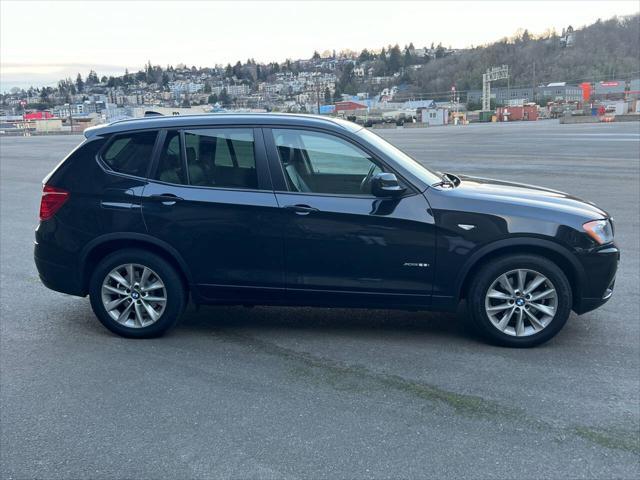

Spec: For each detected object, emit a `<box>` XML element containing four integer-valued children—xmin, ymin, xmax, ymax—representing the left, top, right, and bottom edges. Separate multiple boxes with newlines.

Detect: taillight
<box><xmin>39</xmin><ymin>184</ymin><xmax>69</xmax><ymax>221</ymax></box>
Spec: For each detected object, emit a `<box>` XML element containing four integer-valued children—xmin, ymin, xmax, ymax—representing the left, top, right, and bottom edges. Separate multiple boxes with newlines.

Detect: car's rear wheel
<box><xmin>89</xmin><ymin>249</ymin><xmax>186</xmax><ymax>338</ymax></box>
<box><xmin>468</xmin><ymin>254</ymin><xmax>572</xmax><ymax>347</ymax></box>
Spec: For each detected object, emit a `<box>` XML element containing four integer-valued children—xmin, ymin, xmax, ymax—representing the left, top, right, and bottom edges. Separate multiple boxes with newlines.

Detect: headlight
<box><xmin>583</xmin><ymin>219</ymin><xmax>614</xmax><ymax>245</ymax></box>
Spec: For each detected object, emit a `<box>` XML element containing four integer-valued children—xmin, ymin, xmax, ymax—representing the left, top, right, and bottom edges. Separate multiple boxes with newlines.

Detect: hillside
<box><xmin>401</xmin><ymin>14</ymin><xmax>640</xmax><ymax>98</ymax></box>
<box><xmin>2</xmin><ymin>13</ymin><xmax>638</xmax><ymax>112</ymax></box>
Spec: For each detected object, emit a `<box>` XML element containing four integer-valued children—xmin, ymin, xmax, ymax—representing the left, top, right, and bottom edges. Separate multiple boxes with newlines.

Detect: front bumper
<box><xmin>573</xmin><ymin>244</ymin><xmax>619</xmax><ymax>314</ymax></box>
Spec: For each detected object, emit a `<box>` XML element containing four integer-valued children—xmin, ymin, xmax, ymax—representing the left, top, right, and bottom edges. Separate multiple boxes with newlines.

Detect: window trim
<box><xmin>97</xmin><ymin>128</ymin><xmax>162</xmax><ymax>181</ymax></box>
<box><xmin>263</xmin><ymin>126</ymin><xmax>417</xmax><ymax>199</ymax></box>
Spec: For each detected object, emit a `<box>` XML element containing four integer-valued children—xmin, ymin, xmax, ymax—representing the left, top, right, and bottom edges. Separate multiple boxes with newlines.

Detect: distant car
<box><xmin>35</xmin><ymin>114</ymin><xmax>618</xmax><ymax>347</ymax></box>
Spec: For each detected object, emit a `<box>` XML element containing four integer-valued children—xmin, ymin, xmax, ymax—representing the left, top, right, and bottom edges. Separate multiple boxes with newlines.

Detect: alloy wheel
<box><xmin>101</xmin><ymin>263</ymin><xmax>167</xmax><ymax>328</ymax></box>
<box><xmin>484</xmin><ymin>269</ymin><xmax>558</xmax><ymax>337</ymax></box>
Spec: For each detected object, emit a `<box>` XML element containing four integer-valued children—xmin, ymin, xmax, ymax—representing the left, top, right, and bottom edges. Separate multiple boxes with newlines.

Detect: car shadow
<box><xmin>54</xmin><ymin>290</ymin><xmax>481</xmax><ymax>345</ymax></box>
<box><xmin>174</xmin><ymin>303</ymin><xmax>479</xmax><ymax>343</ymax></box>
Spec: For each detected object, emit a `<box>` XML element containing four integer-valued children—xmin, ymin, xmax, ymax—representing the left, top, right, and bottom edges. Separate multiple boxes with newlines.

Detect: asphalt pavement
<box><xmin>1</xmin><ymin>120</ymin><xmax>639</xmax><ymax>479</ymax></box>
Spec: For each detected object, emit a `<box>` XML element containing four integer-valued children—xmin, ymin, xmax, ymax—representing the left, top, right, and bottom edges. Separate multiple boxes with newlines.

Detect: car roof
<box><xmin>84</xmin><ymin>113</ymin><xmax>362</xmax><ymax>138</ymax></box>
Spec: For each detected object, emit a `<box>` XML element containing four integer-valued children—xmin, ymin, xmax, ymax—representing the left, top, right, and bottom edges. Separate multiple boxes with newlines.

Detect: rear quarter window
<box><xmin>101</xmin><ymin>131</ymin><xmax>157</xmax><ymax>177</ymax></box>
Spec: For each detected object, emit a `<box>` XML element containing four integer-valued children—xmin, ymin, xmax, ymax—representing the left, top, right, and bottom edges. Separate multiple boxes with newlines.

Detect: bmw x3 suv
<box><xmin>34</xmin><ymin>114</ymin><xmax>619</xmax><ymax>347</ymax></box>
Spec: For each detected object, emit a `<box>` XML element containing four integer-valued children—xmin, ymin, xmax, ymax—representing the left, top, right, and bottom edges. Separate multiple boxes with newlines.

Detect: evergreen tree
<box><xmin>219</xmin><ymin>88</ymin><xmax>230</xmax><ymax>106</ymax></box>
<box><xmin>403</xmin><ymin>46</ymin><xmax>412</xmax><ymax>66</ymax></box>
<box><xmin>86</xmin><ymin>70</ymin><xmax>99</xmax><ymax>85</ymax></box>
<box><xmin>75</xmin><ymin>73</ymin><xmax>84</xmax><ymax>93</ymax></box>
<box><xmin>388</xmin><ymin>44</ymin><xmax>402</xmax><ymax>72</ymax></box>
<box><xmin>358</xmin><ymin>48</ymin><xmax>371</xmax><ymax>62</ymax></box>
<box><xmin>333</xmin><ymin>86</ymin><xmax>342</xmax><ymax>102</ymax></box>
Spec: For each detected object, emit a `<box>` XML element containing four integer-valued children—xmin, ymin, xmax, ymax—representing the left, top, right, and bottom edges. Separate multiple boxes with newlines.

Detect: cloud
<box><xmin>0</xmin><ymin>63</ymin><xmax>131</xmax><ymax>91</ymax></box>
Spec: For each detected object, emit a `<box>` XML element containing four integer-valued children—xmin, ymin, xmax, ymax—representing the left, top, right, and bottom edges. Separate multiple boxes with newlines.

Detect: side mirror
<box><xmin>371</xmin><ymin>172</ymin><xmax>406</xmax><ymax>197</ymax></box>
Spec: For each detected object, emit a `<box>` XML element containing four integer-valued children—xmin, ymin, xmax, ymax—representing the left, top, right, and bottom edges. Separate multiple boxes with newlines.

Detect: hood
<box><xmin>450</xmin><ymin>175</ymin><xmax>609</xmax><ymax>220</ymax></box>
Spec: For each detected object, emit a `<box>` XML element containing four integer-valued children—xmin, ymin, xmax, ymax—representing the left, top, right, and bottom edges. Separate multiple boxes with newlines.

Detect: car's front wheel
<box><xmin>89</xmin><ymin>249</ymin><xmax>186</xmax><ymax>338</ymax></box>
<box><xmin>467</xmin><ymin>254</ymin><xmax>572</xmax><ymax>347</ymax></box>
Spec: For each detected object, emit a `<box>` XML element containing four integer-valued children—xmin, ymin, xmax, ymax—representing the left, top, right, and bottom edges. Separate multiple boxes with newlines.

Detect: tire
<box><xmin>89</xmin><ymin>249</ymin><xmax>186</xmax><ymax>338</ymax></box>
<box><xmin>467</xmin><ymin>254</ymin><xmax>572</xmax><ymax>348</ymax></box>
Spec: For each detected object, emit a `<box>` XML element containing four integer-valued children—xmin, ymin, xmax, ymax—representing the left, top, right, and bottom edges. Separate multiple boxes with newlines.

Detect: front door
<box><xmin>141</xmin><ymin>127</ymin><xmax>284</xmax><ymax>302</ymax></box>
<box><xmin>265</xmin><ymin>127</ymin><xmax>436</xmax><ymax>307</ymax></box>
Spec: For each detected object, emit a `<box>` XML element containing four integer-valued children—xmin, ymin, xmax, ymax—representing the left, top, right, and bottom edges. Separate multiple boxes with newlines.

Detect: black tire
<box><xmin>89</xmin><ymin>249</ymin><xmax>186</xmax><ymax>338</ymax></box>
<box><xmin>467</xmin><ymin>254</ymin><xmax>572</xmax><ymax>348</ymax></box>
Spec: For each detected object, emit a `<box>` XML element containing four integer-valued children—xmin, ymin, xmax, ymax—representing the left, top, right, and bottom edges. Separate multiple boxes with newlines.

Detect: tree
<box><xmin>359</xmin><ymin>48</ymin><xmax>372</xmax><ymax>62</ymax></box>
<box><xmin>312</xmin><ymin>50</ymin><xmax>321</xmax><ymax>60</ymax></box>
<box><xmin>203</xmin><ymin>83</ymin><xmax>212</xmax><ymax>93</ymax></box>
<box><xmin>388</xmin><ymin>44</ymin><xmax>402</xmax><ymax>72</ymax></box>
<box><xmin>333</xmin><ymin>85</ymin><xmax>342</xmax><ymax>102</ymax></box>
<box><xmin>145</xmin><ymin>60</ymin><xmax>154</xmax><ymax>83</ymax></box>
<box><xmin>219</xmin><ymin>88</ymin><xmax>230</xmax><ymax>106</ymax></box>
<box><xmin>338</xmin><ymin>62</ymin><xmax>356</xmax><ymax>94</ymax></box>
<box><xmin>403</xmin><ymin>46</ymin><xmax>412</xmax><ymax>67</ymax></box>
<box><xmin>86</xmin><ymin>70</ymin><xmax>99</xmax><ymax>86</ymax></box>
<box><xmin>75</xmin><ymin>73</ymin><xmax>84</xmax><ymax>93</ymax></box>
<box><xmin>324</xmin><ymin>86</ymin><xmax>331</xmax><ymax>103</ymax></box>
<box><xmin>207</xmin><ymin>93</ymin><xmax>218</xmax><ymax>104</ymax></box>
<box><xmin>232</xmin><ymin>61</ymin><xmax>242</xmax><ymax>78</ymax></box>
<box><xmin>40</xmin><ymin>87</ymin><xmax>50</xmax><ymax>103</ymax></box>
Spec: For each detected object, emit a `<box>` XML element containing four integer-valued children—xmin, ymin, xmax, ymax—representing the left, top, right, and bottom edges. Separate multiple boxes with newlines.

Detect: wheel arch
<box><xmin>456</xmin><ymin>238</ymin><xmax>586</xmax><ymax>310</ymax></box>
<box><xmin>80</xmin><ymin>233</ymin><xmax>192</xmax><ymax>295</ymax></box>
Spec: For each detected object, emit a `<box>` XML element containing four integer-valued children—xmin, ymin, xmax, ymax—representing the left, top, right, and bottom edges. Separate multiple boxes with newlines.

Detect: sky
<box><xmin>1</xmin><ymin>0</ymin><xmax>638</xmax><ymax>91</ymax></box>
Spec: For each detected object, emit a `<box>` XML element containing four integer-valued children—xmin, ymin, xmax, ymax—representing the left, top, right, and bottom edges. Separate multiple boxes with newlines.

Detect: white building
<box><xmin>419</xmin><ymin>107</ymin><xmax>449</xmax><ymax>127</ymax></box>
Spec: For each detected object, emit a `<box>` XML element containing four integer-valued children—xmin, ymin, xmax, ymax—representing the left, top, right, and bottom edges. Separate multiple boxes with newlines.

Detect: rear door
<box><xmin>264</xmin><ymin>127</ymin><xmax>436</xmax><ymax>307</ymax></box>
<box><xmin>141</xmin><ymin>127</ymin><xmax>284</xmax><ymax>302</ymax></box>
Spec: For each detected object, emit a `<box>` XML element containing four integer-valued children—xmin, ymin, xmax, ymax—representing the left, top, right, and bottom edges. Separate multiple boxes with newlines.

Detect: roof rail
<box><xmin>144</xmin><ymin>111</ymin><xmax>164</xmax><ymax>117</ymax></box>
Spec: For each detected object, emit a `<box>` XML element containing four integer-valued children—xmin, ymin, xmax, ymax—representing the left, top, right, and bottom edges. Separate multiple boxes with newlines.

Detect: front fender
<box><xmin>452</xmin><ymin>236</ymin><xmax>586</xmax><ymax>301</ymax></box>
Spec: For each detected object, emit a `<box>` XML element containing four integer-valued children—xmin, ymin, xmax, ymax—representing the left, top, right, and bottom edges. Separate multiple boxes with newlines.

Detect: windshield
<box><xmin>355</xmin><ymin>128</ymin><xmax>442</xmax><ymax>185</ymax></box>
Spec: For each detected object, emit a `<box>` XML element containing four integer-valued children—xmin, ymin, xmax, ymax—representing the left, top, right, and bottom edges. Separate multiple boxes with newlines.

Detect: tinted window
<box><xmin>355</xmin><ymin>128</ymin><xmax>442</xmax><ymax>186</ymax></box>
<box><xmin>155</xmin><ymin>130</ymin><xmax>186</xmax><ymax>184</ymax></box>
<box><xmin>183</xmin><ymin>129</ymin><xmax>257</xmax><ymax>189</ymax></box>
<box><xmin>102</xmin><ymin>131</ymin><xmax>157</xmax><ymax>177</ymax></box>
<box><xmin>272</xmin><ymin>129</ymin><xmax>383</xmax><ymax>195</ymax></box>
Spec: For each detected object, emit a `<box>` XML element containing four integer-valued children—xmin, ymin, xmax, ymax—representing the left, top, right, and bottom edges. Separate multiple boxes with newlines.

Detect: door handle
<box><xmin>283</xmin><ymin>204</ymin><xmax>319</xmax><ymax>215</ymax></box>
<box><xmin>150</xmin><ymin>193</ymin><xmax>183</xmax><ymax>206</ymax></box>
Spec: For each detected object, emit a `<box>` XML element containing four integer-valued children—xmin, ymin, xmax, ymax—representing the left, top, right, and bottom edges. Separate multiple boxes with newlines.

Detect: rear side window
<box><xmin>102</xmin><ymin>131</ymin><xmax>157</xmax><ymax>177</ymax></box>
<box><xmin>183</xmin><ymin>128</ymin><xmax>258</xmax><ymax>189</ymax></box>
<box><xmin>155</xmin><ymin>130</ymin><xmax>186</xmax><ymax>185</ymax></box>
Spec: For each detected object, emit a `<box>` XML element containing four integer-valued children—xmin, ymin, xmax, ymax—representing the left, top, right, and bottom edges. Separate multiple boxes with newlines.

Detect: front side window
<box><xmin>102</xmin><ymin>130</ymin><xmax>157</xmax><ymax>177</ymax></box>
<box><xmin>272</xmin><ymin>129</ymin><xmax>383</xmax><ymax>195</ymax></box>
<box><xmin>184</xmin><ymin>129</ymin><xmax>258</xmax><ymax>189</ymax></box>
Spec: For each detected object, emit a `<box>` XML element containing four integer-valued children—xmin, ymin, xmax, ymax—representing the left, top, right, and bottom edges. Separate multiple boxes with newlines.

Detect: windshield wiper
<box><xmin>432</xmin><ymin>172</ymin><xmax>460</xmax><ymax>188</ymax></box>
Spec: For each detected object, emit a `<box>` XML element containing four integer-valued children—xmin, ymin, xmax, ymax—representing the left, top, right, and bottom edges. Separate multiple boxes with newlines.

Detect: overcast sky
<box><xmin>1</xmin><ymin>0</ymin><xmax>638</xmax><ymax>90</ymax></box>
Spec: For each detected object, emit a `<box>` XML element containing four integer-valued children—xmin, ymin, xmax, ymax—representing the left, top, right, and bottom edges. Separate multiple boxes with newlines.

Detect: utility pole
<box><xmin>315</xmin><ymin>79</ymin><xmax>321</xmax><ymax>114</ymax></box>
<box><xmin>532</xmin><ymin>61</ymin><xmax>536</xmax><ymax>103</ymax></box>
<box><xmin>68</xmin><ymin>104</ymin><xmax>73</xmax><ymax>132</ymax></box>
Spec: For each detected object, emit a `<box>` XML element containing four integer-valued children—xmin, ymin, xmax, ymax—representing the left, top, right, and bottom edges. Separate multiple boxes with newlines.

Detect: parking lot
<box><xmin>1</xmin><ymin>120</ymin><xmax>639</xmax><ymax>478</ymax></box>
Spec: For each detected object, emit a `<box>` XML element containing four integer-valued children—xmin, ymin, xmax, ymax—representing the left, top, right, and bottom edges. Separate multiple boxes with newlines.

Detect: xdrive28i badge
<box><xmin>403</xmin><ymin>262</ymin><xmax>430</xmax><ymax>268</ymax></box>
